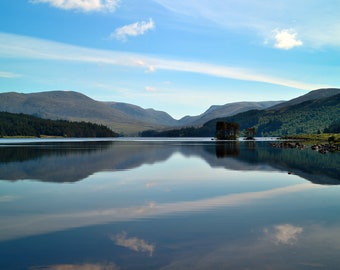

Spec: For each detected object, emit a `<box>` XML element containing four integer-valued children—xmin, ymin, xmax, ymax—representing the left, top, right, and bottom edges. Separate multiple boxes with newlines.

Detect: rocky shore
<box><xmin>270</xmin><ymin>141</ymin><xmax>340</xmax><ymax>154</ymax></box>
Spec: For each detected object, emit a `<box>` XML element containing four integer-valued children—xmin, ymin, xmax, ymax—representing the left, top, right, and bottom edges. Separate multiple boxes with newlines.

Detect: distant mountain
<box><xmin>0</xmin><ymin>91</ymin><xmax>174</xmax><ymax>135</ymax></box>
<box><xmin>0</xmin><ymin>90</ymin><xmax>284</xmax><ymax>135</ymax></box>
<box><xmin>140</xmin><ymin>88</ymin><xmax>340</xmax><ymax>137</ymax></box>
<box><xmin>1</xmin><ymin>88</ymin><xmax>338</xmax><ymax>136</ymax></box>
<box><xmin>269</xmin><ymin>88</ymin><xmax>340</xmax><ymax>110</ymax></box>
<box><xmin>203</xmin><ymin>90</ymin><xmax>340</xmax><ymax>136</ymax></box>
<box><xmin>177</xmin><ymin>101</ymin><xmax>283</xmax><ymax>126</ymax></box>
<box><xmin>105</xmin><ymin>102</ymin><xmax>178</xmax><ymax>126</ymax></box>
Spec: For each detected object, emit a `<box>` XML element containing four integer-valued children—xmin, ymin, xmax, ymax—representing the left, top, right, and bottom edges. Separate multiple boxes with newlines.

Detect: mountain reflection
<box><xmin>0</xmin><ymin>140</ymin><xmax>339</xmax><ymax>184</ymax></box>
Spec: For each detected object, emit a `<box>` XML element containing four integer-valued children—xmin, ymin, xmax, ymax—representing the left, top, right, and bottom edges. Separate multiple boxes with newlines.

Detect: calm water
<box><xmin>0</xmin><ymin>138</ymin><xmax>339</xmax><ymax>270</ymax></box>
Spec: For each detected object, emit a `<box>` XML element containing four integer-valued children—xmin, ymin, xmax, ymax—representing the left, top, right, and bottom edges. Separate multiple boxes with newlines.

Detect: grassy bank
<box><xmin>282</xmin><ymin>133</ymin><xmax>340</xmax><ymax>144</ymax></box>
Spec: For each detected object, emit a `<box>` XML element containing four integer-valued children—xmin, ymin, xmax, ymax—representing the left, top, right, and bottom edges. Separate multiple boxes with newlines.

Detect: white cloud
<box><xmin>112</xmin><ymin>18</ymin><xmax>155</xmax><ymax>41</ymax></box>
<box><xmin>0</xmin><ymin>71</ymin><xmax>21</xmax><ymax>79</ymax></box>
<box><xmin>272</xmin><ymin>29</ymin><xmax>303</xmax><ymax>50</ymax></box>
<box><xmin>29</xmin><ymin>0</ymin><xmax>120</xmax><ymax>12</ymax></box>
<box><xmin>0</xmin><ymin>33</ymin><xmax>331</xmax><ymax>90</ymax></box>
<box><xmin>110</xmin><ymin>231</ymin><xmax>155</xmax><ymax>257</ymax></box>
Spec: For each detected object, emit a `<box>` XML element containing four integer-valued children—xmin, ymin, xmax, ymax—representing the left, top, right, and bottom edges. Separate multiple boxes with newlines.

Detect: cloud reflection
<box><xmin>31</xmin><ymin>263</ymin><xmax>120</xmax><ymax>270</ymax></box>
<box><xmin>0</xmin><ymin>184</ymin><xmax>317</xmax><ymax>241</ymax></box>
<box><xmin>0</xmin><ymin>195</ymin><xmax>17</xmax><ymax>202</ymax></box>
<box><xmin>264</xmin><ymin>224</ymin><xmax>303</xmax><ymax>245</ymax></box>
<box><xmin>109</xmin><ymin>231</ymin><xmax>155</xmax><ymax>257</ymax></box>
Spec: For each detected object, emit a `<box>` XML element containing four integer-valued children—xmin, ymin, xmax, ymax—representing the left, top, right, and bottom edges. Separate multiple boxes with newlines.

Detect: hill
<box><xmin>1</xmin><ymin>88</ymin><xmax>338</xmax><ymax>136</ymax></box>
<box><xmin>0</xmin><ymin>90</ymin><xmax>283</xmax><ymax>135</ymax></box>
<box><xmin>0</xmin><ymin>111</ymin><xmax>118</xmax><ymax>137</ymax></box>
<box><xmin>140</xmin><ymin>88</ymin><xmax>340</xmax><ymax>137</ymax></box>
<box><xmin>0</xmin><ymin>91</ymin><xmax>173</xmax><ymax>135</ymax></box>
<box><xmin>207</xmin><ymin>93</ymin><xmax>340</xmax><ymax>136</ymax></box>
<box><xmin>105</xmin><ymin>101</ymin><xmax>178</xmax><ymax>126</ymax></box>
<box><xmin>177</xmin><ymin>101</ymin><xmax>282</xmax><ymax>126</ymax></box>
<box><xmin>269</xmin><ymin>88</ymin><xmax>340</xmax><ymax>110</ymax></box>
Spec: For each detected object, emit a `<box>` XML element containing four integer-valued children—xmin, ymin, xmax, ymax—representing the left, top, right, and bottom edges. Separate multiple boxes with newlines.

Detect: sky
<box><xmin>0</xmin><ymin>0</ymin><xmax>339</xmax><ymax>119</ymax></box>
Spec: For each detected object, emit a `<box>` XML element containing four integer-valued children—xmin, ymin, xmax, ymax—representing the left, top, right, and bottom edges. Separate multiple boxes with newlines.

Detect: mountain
<box><xmin>1</xmin><ymin>88</ymin><xmax>338</xmax><ymax>136</ymax></box>
<box><xmin>203</xmin><ymin>90</ymin><xmax>340</xmax><ymax>136</ymax></box>
<box><xmin>177</xmin><ymin>101</ymin><xmax>283</xmax><ymax>126</ymax></box>
<box><xmin>105</xmin><ymin>102</ymin><xmax>178</xmax><ymax>126</ymax></box>
<box><xmin>140</xmin><ymin>88</ymin><xmax>340</xmax><ymax>137</ymax></box>
<box><xmin>0</xmin><ymin>90</ymin><xmax>284</xmax><ymax>135</ymax></box>
<box><xmin>269</xmin><ymin>88</ymin><xmax>340</xmax><ymax>110</ymax></box>
<box><xmin>0</xmin><ymin>91</ymin><xmax>174</xmax><ymax>135</ymax></box>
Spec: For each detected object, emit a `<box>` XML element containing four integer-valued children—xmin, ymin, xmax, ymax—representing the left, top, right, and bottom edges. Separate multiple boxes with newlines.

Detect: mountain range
<box><xmin>0</xmin><ymin>88</ymin><xmax>339</xmax><ymax>136</ymax></box>
<box><xmin>0</xmin><ymin>90</ymin><xmax>281</xmax><ymax>135</ymax></box>
<box><xmin>144</xmin><ymin>88</ymin><xmax>339</xmax><ymax>137</ymax></box>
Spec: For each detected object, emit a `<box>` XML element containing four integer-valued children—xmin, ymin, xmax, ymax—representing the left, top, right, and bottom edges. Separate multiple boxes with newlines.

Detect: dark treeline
<box><xmin>0</xmin><ymin>111</ymin><xmax>118</xmax><ymax>137</ymax></box>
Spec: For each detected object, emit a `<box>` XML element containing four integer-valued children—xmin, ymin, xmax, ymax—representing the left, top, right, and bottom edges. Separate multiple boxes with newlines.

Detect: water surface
<box><xmin>0</xmin><ymin>138</ymin><xmax>339</xmax><ymax>269</ymax></box>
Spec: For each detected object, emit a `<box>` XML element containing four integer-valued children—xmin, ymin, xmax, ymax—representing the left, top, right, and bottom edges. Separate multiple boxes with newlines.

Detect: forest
<box><xmin>0</xmin><ymin>112</ymin><xmax>118</xmax><ymax>137</ymax></box>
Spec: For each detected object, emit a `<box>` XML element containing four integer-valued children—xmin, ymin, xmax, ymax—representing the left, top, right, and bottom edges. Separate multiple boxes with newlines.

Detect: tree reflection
<box><xmin>215</xmin><ymin>142</ymin><xmax>240</xmax><ymax>158</ymax></box>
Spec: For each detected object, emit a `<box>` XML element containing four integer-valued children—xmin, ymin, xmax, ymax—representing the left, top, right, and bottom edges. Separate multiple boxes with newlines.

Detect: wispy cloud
<box><xmin>29</xmin><ymin>0</ymin><xmax>120</xmax><ymax>12</ymax></box>
<box><xmin>111</xmin><ymin>18</ymin><xmax>155</xmax><ymax>41</ymax></box>
<box><xmin>154</xmin><ymin>0</ymin><xmax>340</xmax><ymax>49</ymax></box>
<box><xmin>0</xmin><ymin>71</ymin><xmax>21</xmax><ymax>78</ymax></box>
<box><xmin>271</xmin><ymin>29</ymin><xmax>303</xmax><ymax>50</ymax></box>
<box><xmin>0</xmin><ymin>33</ymin><xmax>329</xmax><ymax>90</ymax></box>
<box><xmin>110</xmin><ymin>231</ymin><xmax>155</xmax><ymax>257</ymax></box>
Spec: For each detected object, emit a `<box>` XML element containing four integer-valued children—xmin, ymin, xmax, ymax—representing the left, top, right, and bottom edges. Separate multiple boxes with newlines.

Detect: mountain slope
<box><xmin>140</xmin><ymin>88</ymin><xmax>340</xmax><ymax>137</ymax></box>
<box><xmin>203</xmin><ymin>92</ymin><xmax>340</xmax><ymax>136</ymax></box>
<box><xmin>178</xmin><ymin>101</ymin><xmax>283</xmax><ymax>126</ymax></box>
<box><xmin>0</xmin><ymin>90</ymin><xmax>284</xmax><ymax>134</ymax></box>
<box><xmin>105</xmin><ymin>102</ymin><xmax>178</xmax><ymax>126</ymax></box>
<box><xmin>269</xmin><ymin>88</ymin><xmax>340</xmax><ymax>110</ymax></box>
<box><xmin>1</xmin><ymin>88</ymin><xmax>338</xmax><ymax>137</ymax></box>
<box><xmin>0</xmin><ymin>91</ymin><xmax>170</xmax><ymax>135</ymax></box>
<box><xmin>0</xmin><ymin>111</ymin><xmax>118</xmax><ymax>137</ymax></box>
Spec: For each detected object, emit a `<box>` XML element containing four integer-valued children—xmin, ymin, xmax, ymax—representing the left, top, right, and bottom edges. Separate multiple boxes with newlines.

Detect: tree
<box><xmin>245</xmin><ymin>127</ymin><xmax>256</xmax><ymax>140</ymax></box>
<box><xmin>215</xmin><ymin>121</ymin><xmax>240</xmax><ymax>140</ymax></box>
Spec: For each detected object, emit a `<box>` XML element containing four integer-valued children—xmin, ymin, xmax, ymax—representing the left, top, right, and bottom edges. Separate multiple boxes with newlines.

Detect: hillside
<box><xmin>0</xmin><ymin>111</ymin><xmax>118</xmax><ymax>137</ymax></box>
<box><xmin>0</xmin><ymin>90</ymin><xmax>283</xmax><ymax>135</ymax></box>
<box><xmin>105</xmin><ymin>102</ymin><xmax>178</xmax><ymax>126</ymax></box>
<box><xmin>0</xmin><ymin>91</ymin><xmax>172</xmax><ymax>135</ymax></box>
<box><xmin>209</xmin><ymin>93</ymin><xmax>340</xmax><ymax>136</ymax></box>
<box><xmin>177</xmin><ymin>101</ymin><xmax>282</xmax><ymax>126</ymax></box>
<box><xmin>1</xmin><ymin>88</ymin><xmax>338</xmax><ymax>136</ymax></box>
<box><xmin>141</xmin><ymin>88</ymin><xmax>340</xmax><ymax>137</ymax></box>
<box><xmin>269</xmin><ymin>88</ymin><xmax>340</xmax><ymax>110</ymax></box>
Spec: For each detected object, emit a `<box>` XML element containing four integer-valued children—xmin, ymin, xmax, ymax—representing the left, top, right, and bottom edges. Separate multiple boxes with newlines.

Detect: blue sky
<box><xmin>0</xmin><ymin>0</ymin><xmax>339</xmax><ymax>119</ymax></box>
